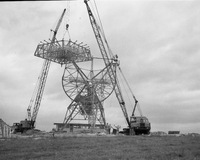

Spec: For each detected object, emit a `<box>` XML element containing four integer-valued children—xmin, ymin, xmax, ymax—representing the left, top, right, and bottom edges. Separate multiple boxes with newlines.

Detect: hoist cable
<box><xmin>118</xmin><ymin>66</ymin><xmax>143</xmax><ymax>116</ymax></box>
<box><xmin>62</xmin><ymin>1</ymin><xmax>71</xmax><ymax>40</ymax></box>
<box><xmin>93</xmin><ymin>0</ymin><xmax>114</xmax><ymax>58</ymax></box>
<box><xmin>89</xmin><ymin>0</ymin><xmax>98</xmax><ymax>22</ymax></box>
<box><xmin>118</xmin><ymin>67</ymin><xmax>137</xmax><ymax>100</ymax></box>
<box><xmin>93</xmin><ymin>0</ymin><xmax>105</xmax><ymax>40</ymax></box>
<box><xmin>137</xmin><ymin>102</ymin><xmax>143</xmax><ymax>117</ymax></box>
<box><xmin>117</xmin><ymin>69</ymin><xmax>135</xmax><ymax>110</ymax></box>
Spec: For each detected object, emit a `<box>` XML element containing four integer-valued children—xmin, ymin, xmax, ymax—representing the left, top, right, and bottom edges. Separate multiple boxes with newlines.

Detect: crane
<box><xmin>84</xmin><ymin>0</ymin><xmax>151</xmax><ymax>135</ymax></box>
<box><xmin>84</xmin><ymin>0</ymin><xmax>130</xmax><ymax>127</ymax></box>
<box><xmin>12</xmin><ymin>9</ymin><xmax>66</xmax><ymax>133</ymax></box>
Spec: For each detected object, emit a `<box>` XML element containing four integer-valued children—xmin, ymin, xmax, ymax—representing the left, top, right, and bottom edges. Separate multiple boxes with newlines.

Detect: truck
<box><xmin>12</xmin><ymin>119</ymin><xmax>33</xmax><ymax>133</ymax></box>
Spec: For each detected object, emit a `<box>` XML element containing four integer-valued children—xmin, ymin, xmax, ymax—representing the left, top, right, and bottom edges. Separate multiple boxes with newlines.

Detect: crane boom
<box><xmin>28</xmin><ymin>9</ymin><xmax>66</xmax><ymax>128</ymax></box>
<box><xmin>84</xmin><ymin>0</ymin><xmax>130</xmax><ymax>127</ymax></box>
<box><xmin>12</xmin><ymin>9</ymin><xmax>67</xmax><ymax>133</ymax></box>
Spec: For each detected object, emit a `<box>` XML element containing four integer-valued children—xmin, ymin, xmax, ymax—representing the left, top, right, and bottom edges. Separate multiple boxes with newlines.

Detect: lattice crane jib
<box><xmin>84</xmin><ymin>0</ymin><xmax>131</xmax><ymax>127</ymax></box>
<box><xmin>31</xmin><ymin>14</ymin><xmax>94</xmax><ymax>129</ymax></box>
<box><xmin>26</xmin><ymin>9</ymin><xmax>66</xmax><ymax>128</ymax></box>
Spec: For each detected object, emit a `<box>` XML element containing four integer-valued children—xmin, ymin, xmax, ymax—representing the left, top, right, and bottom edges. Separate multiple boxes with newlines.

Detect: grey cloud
<box><xmin>1</xmin><ymin>1</ymin><xmax>200</xmax><ymax>132</ymax></box>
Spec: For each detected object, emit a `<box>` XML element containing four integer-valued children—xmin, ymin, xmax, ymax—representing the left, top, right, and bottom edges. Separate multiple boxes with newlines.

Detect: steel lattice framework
<box><xmin>34</xmin><ymin>37</ymin><xmax>116</xmax><ymax>128</ymax></box>
<box><xmin>84</xmin><ymin>0</ymin><xmax>131</xmax><ymax>127</ymax></box>
<box><xmin>26</xmin><ymin>9</ymin><xmax>66</xmax><ymax>129</ymax></box>
<box><xmin>62</xmin><ymin>59</ymin><xmax>117</xmax><ymax>127</ymax></box>
<box><xmin>34</xmin><ymin>40</ymin><xmax>92</xmax><ymax>65</ymax></box>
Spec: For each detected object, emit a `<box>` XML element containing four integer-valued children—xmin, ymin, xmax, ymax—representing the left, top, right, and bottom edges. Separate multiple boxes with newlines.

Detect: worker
<box><xmin>106</xmin><ymin>123</ymin><xmax>111</xmax><ymax>134</ymax></box>
<box><xmin>114</xmin><ymin>125</ymin><xmax>121</xmax><ymax>135</ymax></box>
<box><xmin>52</xmin><ymin>132</ymin><xmax>55</xmax><ymax>138</ymax></box>
<box><xmin>66</xmin><ymin>24</ymin><xmax>69</xmax><ymax>30</ymax></box>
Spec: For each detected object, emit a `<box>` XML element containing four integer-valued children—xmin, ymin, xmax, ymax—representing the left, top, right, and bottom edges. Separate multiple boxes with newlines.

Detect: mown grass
<box><xmin>0</xmin><ymin>135</ymin><xmax>200</xmax><ymax>160</ymax></box>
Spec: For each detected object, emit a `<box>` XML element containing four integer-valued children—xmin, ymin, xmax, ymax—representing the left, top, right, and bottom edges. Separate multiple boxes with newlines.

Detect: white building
<box><xmin>0</xmin><ymin>119</ymin><xmax>11</xmax><ymax>138</ymax></box>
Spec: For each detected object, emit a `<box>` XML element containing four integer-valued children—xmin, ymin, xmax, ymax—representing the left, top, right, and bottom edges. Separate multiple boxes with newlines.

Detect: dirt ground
<box><xmin>0</xmin><ymin>133</ymin><xmax>200</xmax><ymax>160</ymax></box>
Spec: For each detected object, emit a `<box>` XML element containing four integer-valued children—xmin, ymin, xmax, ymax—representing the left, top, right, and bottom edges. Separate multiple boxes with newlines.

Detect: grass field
<box><xmin>0</xmin><ymin>134</ymin><xmax>200</xmax><ymax>160</ymax></box>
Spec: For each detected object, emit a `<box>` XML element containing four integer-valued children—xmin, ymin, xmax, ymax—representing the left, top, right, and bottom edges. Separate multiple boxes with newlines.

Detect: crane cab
<box><xmin>12</xmin><ymin>119</ymin><xmax>34</xmax><ymax>133</ymax></box>
<box><xmin>130</xmin><ymin>116</ymin><xmax>151</xmax><ymax>135</ymax></box>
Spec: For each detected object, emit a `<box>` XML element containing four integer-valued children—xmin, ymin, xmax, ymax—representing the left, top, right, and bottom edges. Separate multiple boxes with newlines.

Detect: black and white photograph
<box><xmin>0</xmin><ymin>0</ymin><xmax>200</xmax><ymax>159</ymax></box>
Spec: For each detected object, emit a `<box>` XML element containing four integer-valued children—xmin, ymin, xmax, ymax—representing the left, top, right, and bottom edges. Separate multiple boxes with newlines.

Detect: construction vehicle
<box><xmin>129</xmin><ymin>90</ymin><xmax>151</xmax><ymax>135</ymax></box>
<box><xmin>13</xmin><ymin>1</ymin><xmax>150</xmax><ymax>134</ymax></box>
<box><xmin>12</xmin><ymin>119</ymin><xmax>33</xmax><ymax>133</ymax></box>
<box><xmin>12</xmin><ymin>9</ymin><xmax>66</xmax><ymax>133</ymax></box>
<box><xmin>84</xmin><ymin>0</ymin><xmax>151</xmax><ymax>135</ymax></box>
<box><xmin>129</xmin><ymin>116</ymin><xmax>151</xmax><ymax>135</ymax></box>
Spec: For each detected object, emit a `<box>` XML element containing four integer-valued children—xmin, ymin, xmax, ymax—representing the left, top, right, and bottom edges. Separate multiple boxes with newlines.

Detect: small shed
<box><xmin>54</xmin><ymin>123</ymin><xmax>105</xmax><ymax>132</ymax></box>
<box><xmin>0</xmin><ymin>119</ymin><xmax>11</xmax><ymax>138</ymax></box>
<box><xmin>168</xmin><ymin>131</ymin><xmax>180</xmax><ymax>135</ymax></box>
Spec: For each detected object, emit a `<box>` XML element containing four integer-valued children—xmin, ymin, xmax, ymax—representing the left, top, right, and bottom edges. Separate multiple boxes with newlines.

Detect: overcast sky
<box><xmin>1</xmin><ymin>0</ymin><xmax>200</xmax><ymax>134</ymax></box>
